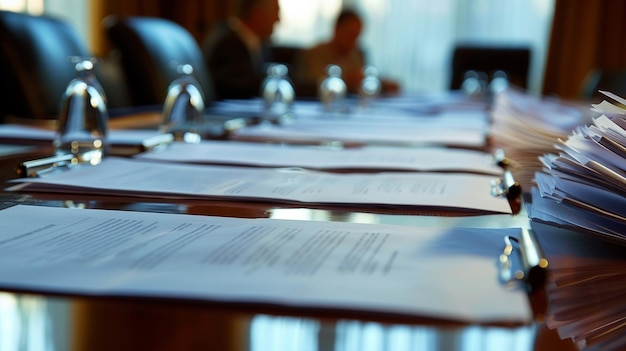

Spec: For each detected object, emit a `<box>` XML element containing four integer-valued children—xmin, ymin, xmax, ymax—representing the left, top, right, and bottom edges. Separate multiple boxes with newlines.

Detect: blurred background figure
<box><xmin>202</xmin><ymin>0</ymin><xmax>280</xmax><ymax>100</ymax></box>
<box><xmin>294</xmin><ymin>8</ymin><xmax>400</xmax><ymax>96</ymax></box>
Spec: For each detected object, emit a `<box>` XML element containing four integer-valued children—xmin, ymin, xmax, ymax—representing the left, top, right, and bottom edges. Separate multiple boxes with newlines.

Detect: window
<box><xmin>0</xmin><ymin>0</ymin><xmax>88</xmax><ymax>43</ymax></box>
<box><xmin>272</xmin><ymin>0</ymin><xmax>555</xmax><ymax>94</ymax></box>
<box><xmin>0</xmin><ymin>0</ymin><xmax>42</xmax><ymax>13</ymax></box>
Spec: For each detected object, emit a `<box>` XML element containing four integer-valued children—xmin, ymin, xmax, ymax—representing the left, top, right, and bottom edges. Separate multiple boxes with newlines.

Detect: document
<box><xmin>0</xmin><ymin>205</ymin><xmax>530</xmax><ymax>323</ymax></box>
<box><xmin>9</xmin><ymin>157</ymin><xmax>512</xmax><ymax>214</ymax></box>
<box><xmin>213</xmin><ymin>94</ymin><xmax>487</xmax><ymax>118</ymax></box>
<box><xmin>0</xmin><ymin>124</ymin><xmax>55</xmax><ymax>144</ymax></box>
<box><xmin>287</xmin><ymin>100</ymin><xmax>490</xmax><ymax>123</ymax></box>
<box><xmin>135</xmin><ymin>141</ymin><xmax>503</xmax><ymax>175</ymax></box>
<box><xmin>231</xmin><ymin>112</ymin><xmax>489</xmax><ymax>148</ymax></box>
<box><xmin>0</xmin><ymin>124</ymin><xmax>172</xmax><ymax>155</ymax></box>
<box><xmin>0</xmin><ymin>124</ymin><xmax>159</xmax><ymax>143</ymax></box>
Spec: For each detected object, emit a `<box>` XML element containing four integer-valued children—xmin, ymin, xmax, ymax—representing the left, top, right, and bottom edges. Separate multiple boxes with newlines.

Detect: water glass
<box><xmin>319</xmin><ymin>65</ymin><xmax>347</xmax><ymax>114</ymax></box>
<box><xmin>54</xmin><ymin>57</ymin><xmax>108</xmax><ymax>165</ymax></box>
<box><xmin>161</xmin><ymin>64</ymin><xmax>206</xmax><ymax>143</ymax></box>
<box><xmin>358</xmin><ymin>65</ymin><xmax>382</xmax><ymax>108</ymax></box>
<box><xmin>261</xmin><ymin>63</ymin><xmax>295</xmax><ymax>124</ymax></box>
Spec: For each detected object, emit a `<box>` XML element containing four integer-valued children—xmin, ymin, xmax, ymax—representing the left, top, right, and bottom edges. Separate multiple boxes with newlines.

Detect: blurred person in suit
<box><xmin>295</xmin><ymin>9</ymin><xmax>400</xmax><ymax>95</ymax></box>
<box><xmin>202</xmin><ymin>0</ymin><xmax>280</xmax><ymax>99</ymax></box>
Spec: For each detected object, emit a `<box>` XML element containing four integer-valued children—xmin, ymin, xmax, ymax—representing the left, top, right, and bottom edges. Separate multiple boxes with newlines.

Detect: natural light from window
<box><xmin>0</xmin><ymin>0</ymin><xmax>42</xmax><ymax>13</ymax></box>
<box><xmin>273</xmin><ymin>0</ymin><xmax>555</xmax><ymax>94</ymax></box>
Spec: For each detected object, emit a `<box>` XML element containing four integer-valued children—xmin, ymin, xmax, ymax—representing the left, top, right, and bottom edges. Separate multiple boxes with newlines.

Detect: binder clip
<box><xmin>491</xmin><ymin>170</ymin><xmax>522</xmax><ymax>214</ymax></box>
<box><xmin>499</xmin><ymin>228</ymin><xmax>549</xmax><ymax>292</ymax></box>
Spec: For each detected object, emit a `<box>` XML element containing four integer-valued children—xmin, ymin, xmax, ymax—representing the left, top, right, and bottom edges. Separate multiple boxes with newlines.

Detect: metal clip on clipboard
<box><xmin>16</xmin><ymin>132</ymin><xmax>175</xmax><ymax>177</ymax></box>
<box><xmin>499</xmin><ymin>228</ymin><xmax>549</xmax><ymax>292</ymax></box>
<box><xmin>490</xmin><ymin>149</ymin><xmax>523</xmax><ymax>213</ymax></box>
<box><xmin>16</xmin><ymin>153</ymin><xmax>78</xmax><ymax>178</ymax></box>
<box><xmin>491</xmin><ymin>169</ymin><xmax>522</xmax><ymax>214</ymax></box>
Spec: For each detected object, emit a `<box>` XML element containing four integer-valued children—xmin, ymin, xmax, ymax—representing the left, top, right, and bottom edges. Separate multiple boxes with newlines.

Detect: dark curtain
<box><xmin>542</xmin><ymin>0</ymin><xmax>626</xmax><ymax>99</ymax></box>
<box><xmin>90</xmin><ymin>0</ymin><xmax>234</xmax><ymax>56</ymax></box>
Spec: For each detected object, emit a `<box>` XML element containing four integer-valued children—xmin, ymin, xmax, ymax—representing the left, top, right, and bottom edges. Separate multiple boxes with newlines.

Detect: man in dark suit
<box><xmin>203</xmin><ymin>0</ymin><xmax>280</xmax><ymax>100</ymax></box>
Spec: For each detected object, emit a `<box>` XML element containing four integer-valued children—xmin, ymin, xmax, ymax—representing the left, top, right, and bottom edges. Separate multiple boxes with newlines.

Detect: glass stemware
<box><xmin>261</xmin><ymin>63</ymin><xmax>295</xmax><ymax>124</ymax></box>
<box><xmin>161</xmin><ymin>64</ymin><xmax>206</xmax><ymax>143</ymax></box>
<box><xmin>54</xmin><ymin>56</ymin><xmax>108</xmax><ymax>166</ymax></box>
<box><xmin>319</xmin><ymin>65</ymin><xmax>347</xmax><ymax>114</ymax></box>
<box><xmin>358</xmin><ymin>65</ymin><xmax>382</xmax><ymax>108</ymax></box>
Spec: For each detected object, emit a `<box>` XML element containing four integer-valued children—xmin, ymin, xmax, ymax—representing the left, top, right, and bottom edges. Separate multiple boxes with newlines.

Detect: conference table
<box><xmin>0</xmin><ymin>95</ymin><xmax>578</xmax><ymax>351</ymax></box>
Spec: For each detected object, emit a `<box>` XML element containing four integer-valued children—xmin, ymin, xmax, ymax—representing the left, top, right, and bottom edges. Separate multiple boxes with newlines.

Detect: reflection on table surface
<box><xmin>0</xmin><ymin>292</ymin><xmax>537</xmax><ymax>351</ymax></box>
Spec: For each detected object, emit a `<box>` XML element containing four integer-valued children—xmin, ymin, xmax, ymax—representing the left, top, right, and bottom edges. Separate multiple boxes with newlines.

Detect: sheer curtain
<box><xmin>272</xmin><ymin>0</ymin><xmax>555</xmax><ymax>94</ymax></box>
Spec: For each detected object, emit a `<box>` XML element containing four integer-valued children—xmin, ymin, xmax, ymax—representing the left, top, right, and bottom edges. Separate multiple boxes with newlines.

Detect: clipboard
<box><xmin>17</xmin><ymin>146</ymin><xmax>522</xmax><ymax>214</ymax></box>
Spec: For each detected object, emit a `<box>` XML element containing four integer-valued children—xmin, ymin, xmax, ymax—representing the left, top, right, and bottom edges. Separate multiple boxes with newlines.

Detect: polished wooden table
<box><xmin>0</xmin><ymin>144</ymin><xmax>578</xmax><ymax>351</ymax></box>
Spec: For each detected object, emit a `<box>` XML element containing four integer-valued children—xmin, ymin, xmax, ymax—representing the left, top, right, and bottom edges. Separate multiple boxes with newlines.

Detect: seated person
<box><xmin>294</xmin><ymin>9</ymin><xmax>400</xmax><ymax>95</ymax></box>
<box><xmin>202</xmin><ymin>0</ymin><xmax>279</xmax><ymax>100</ymax></box>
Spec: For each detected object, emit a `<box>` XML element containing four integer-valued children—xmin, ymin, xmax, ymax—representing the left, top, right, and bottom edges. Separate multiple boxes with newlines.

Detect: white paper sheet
<box><xmin>0</xmin><ymin>124</ymin><xmax>168</xmax><ymax>147</ymax></box>
<box><xmin>288</xmin><ymin>100</ymin><xmax>489</xmax><ymax>122</ymax></box>
<box><xmin>9</xmin><ymin>157</ymin><xmax>512</xmax><ymax>214</ymax></box>
<box><xmin>135</xmin><ymin>141</ymin><xmax>503</xmax><ymax>175</ymax></box>
<box><xmin>0</xmin><ymin>205</ymin><xmax>530</xmax><ymax>323</ymax></box>
<box><xmin>212</xmin><ymin>94</ymin><xmax>487</xmax><ymax>118</ymax></box>
<box><xmin>230</xmin><ymin>111</ymin><xmax>489</xmax><ymax>148</ymax></box>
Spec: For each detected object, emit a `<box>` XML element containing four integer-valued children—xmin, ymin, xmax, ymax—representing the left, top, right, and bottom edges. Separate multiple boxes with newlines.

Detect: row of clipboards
<box><xmin>12</xmin><ymin>136</ymin><xmax>551</xmax><ymax>295</ymax></box>
<box><xmin>3</xmin><ymin>95</ymin><xmax>553</xmax><ymax>323</ymax></box>
<box><xmin>12</xmin><ymin>141</ymin><xmax>523</xmax><ymax>215</ymax></box>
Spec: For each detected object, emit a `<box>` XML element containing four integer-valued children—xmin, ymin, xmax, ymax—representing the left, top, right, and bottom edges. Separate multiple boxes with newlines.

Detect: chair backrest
<box><xmin>579</xmin><ymin>68</ymin><xmax>626</xmax><ymax>100</ymax></box>
<box><xmin>450</xmin><ymin>45</ymin><xmax>531</xmax><ymax>90</ymax></box>
<box><xmin>104</xmin><ymin>16</ymin><xmax>214</xmax><ymax>107</ymax></box>
<box><xmin>0</xmin><ymin>10</ymin><xmax>91</xmax><ymax>121</ymax></box>
<box><xmin>269</xmin><ymin>45</ymin><xmax>303</xmax><ymax>69</ymax></box>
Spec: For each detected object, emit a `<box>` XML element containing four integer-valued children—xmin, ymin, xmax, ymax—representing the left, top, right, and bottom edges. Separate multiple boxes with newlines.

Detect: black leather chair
<box><xmin>579</xmin><ymin>68</ymin><xmax>626</xmax><ymax>100</ymax></box>
<box><xmin>269</xmin><ymin>45</ymin><xmax>302</xmax><ymax>69</ymax></box>
<box><xmin>449</xmin><ymin>44</ymin><xmax>531</xmax><ymax>90</ymax></box>
<box><xmin>104</xmin><ymin>16</ymin><xmax>215</xmax><ymax>107</ymax></box>
<box><xmin>0</xmin><ymin>10</ymin><xmax>91</xmax><ymax>121</ymax></box>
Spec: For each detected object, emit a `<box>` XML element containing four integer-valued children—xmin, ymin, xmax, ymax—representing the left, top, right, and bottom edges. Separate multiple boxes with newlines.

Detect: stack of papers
<box><xmin>528</xmin><ymin>91</ymin><xmax>626</xmax><ymax>351</ymax></box>
<box><xmin>490</xmin><ymin>88</ymin><xmax>591</xmax><ymax>190</ymax></box>
<box><xmin>529</xmin><ymin>221</ymin><xmax>626</xmax><ymax>351</ymax></box>
<box><xmin>0</xmin><ymin>205</ymin><xmax>531</xmax><ymax>324</ymax></box>
<box><xmin>531</xmin><ymin>91</ymin><xmax>626</xmax><ymax>240</ymax></box>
